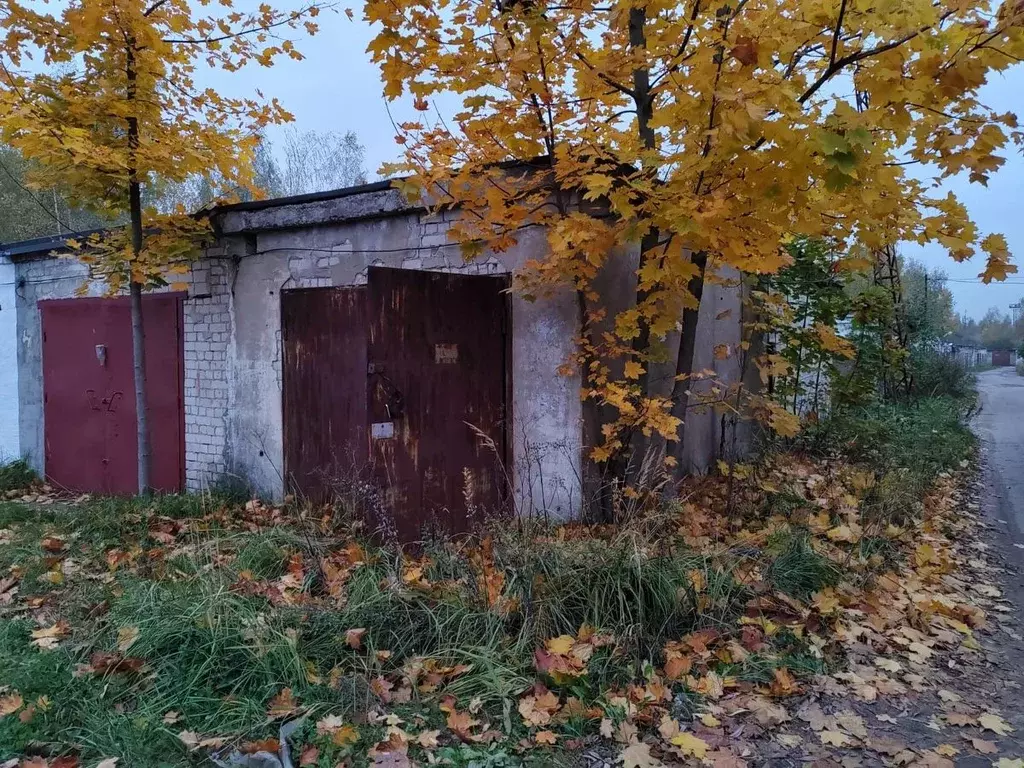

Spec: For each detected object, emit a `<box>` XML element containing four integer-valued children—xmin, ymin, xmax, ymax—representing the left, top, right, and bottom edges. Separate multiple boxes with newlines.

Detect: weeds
<box><xmin>0</xmin><ymin>390</ymin><xmax>979</xmax><ymax>766</ymax></box>
<box><xmin>766</xmin><ymin>529</ymin><xmax>840</xmax><ymax>600</ymax></box>
<box><xmin>0</xmin><ymin>459</ymin><xmax>36</xmax><ymax>494</ymax></box>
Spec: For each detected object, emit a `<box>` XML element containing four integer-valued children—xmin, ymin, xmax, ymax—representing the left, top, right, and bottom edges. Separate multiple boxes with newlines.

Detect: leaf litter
<box><xmin>0</xmin><ymin>449</ymin><xmax>1022</xmax><ymax>765</ymax></box>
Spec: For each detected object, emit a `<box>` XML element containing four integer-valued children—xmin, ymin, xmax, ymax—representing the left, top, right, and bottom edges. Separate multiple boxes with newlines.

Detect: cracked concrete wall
<box><xmin>7</xmin><ymin>183</ymin><xmax>748</xmax><ymax>518</ymax></box>
<box><xmin>224</xmin><ymin>212</ymin><xmax>584</xmax><ymax>516</ymax></box>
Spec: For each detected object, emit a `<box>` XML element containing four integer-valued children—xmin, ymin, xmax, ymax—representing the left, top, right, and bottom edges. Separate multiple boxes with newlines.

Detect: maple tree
<box><xmin>0</xmin><ymin>0</ymin><xmax>321</xmax><ymax>492</ymax></box>
<box><xmin>366</xmin><ymin>0</ymin><xmax>1024</xmax><ymax>470</ymax></box>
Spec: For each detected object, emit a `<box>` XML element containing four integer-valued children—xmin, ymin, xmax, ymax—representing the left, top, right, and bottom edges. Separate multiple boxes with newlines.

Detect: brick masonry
<box><xmin>181</xmin><ymin>257</ymin><xmax>233</xmax><ymax>491</ymax></box>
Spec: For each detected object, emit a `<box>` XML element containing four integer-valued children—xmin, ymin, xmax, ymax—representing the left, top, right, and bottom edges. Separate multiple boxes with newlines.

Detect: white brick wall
<box><xmin>182</xmin><ymin>275</ymin><xmax>232</xmax><ymax>490</ymax></box>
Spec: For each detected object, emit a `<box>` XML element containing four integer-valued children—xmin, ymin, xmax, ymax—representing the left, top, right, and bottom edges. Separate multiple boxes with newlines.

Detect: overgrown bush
<box><xmin>909</xmin><ymin>348</ymin><xmax>977</xmax><ymax>402</ymax></box>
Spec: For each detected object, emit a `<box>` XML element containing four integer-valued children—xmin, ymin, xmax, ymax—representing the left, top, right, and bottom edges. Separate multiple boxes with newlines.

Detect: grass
<box><xmin>765</xmin><ymin>528</ymin><xmax>841</xmax><ymax>600</ymax></box>
<box><xmin>0</xmin><ymin>495</ymin><xmax>766</xmax><ymax>765</ymax></box>
<box><xmin>0</xmin><ymin>459</ymin><xmax>37</xmax><ymax>494</ymax></box>
<box><xmin>0</xmin><ymin>389</ymin><xmax>978</xmax><ymax>766</ymax></box>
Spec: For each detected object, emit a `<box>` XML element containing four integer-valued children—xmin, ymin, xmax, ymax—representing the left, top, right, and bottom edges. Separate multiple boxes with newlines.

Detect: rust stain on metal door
<box><xmin>282</xmin><ymin>287</ymin><xmax>368</xmax><ymax>502</ymax></box>
<box><xmin>367</xmin><ymin>267</ymin><xmax>509</xmax><ymax>542</ymax></box>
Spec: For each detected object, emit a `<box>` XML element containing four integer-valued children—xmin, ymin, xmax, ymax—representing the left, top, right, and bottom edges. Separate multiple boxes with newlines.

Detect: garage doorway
<box><xmin>40</xmin><ymin>294</ymin><xmax>185</xmax><ymax>494</ymax></box>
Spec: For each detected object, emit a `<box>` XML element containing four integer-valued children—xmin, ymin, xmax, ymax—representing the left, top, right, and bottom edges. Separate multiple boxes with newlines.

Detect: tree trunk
<box><xmin>627</xmin><ymin>5</ymin><xmax>658</xmax><ymax>400</ymax></box>
<box><xmin>126</xmin><ymin>42</ymin><xmax>151</xmax><ymax>495</ymax></box>
<box><xmin>129</xmin><ymin>278</ymin><xmax>151</xmax><ymax>495</ymax></box>
<box><xmin>666</xmin><ymin>251</ymin><xmax>708</xmax><ymax>470</ymax></box>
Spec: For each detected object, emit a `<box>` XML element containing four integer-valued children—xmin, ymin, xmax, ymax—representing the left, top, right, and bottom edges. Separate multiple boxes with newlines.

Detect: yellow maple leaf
<box><xmin>671</xmin><ymin>731</ymin><xmax>709</xmax><ymax>758</ymax></box>
<box><xmin>545</xmin><ymin>635</ymin><xmax>575</xmax><ymax>655</ymax></box>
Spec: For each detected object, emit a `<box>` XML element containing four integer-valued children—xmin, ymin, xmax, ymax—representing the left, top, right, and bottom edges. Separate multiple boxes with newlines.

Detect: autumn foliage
<box><xmin>0</xmin><ymin>0</ymin><xmax>321</xmax><ymax>491</ymax></box>
<box><xmin>366</xmin><ymin>0</ymin><xmax>1024</xmax><ymax>460</ymax></box>
<box><xmin>0</xmin><ymin>0</ymin><xmax>320</xmax><ymax>289</ymax></box>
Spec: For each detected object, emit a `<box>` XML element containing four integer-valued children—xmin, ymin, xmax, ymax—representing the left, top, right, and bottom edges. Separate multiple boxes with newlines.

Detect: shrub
<box><xmin>908</xmin><ymin>348</ymin><xmax>977</xmax><ymax>402</ymax></box>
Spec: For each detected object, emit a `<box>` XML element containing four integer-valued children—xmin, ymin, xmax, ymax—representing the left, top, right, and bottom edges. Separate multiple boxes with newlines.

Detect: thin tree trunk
<box><xmin>126</xmin><ymin>42</ymin><xmax>151</xmax><ymax>495</ymax></box>
<box><xmin>666</xmin><ymin>251</ymin><xmax>708</xmax><ymax>470</ymax></box>
<box><xmin>627</xmin><ymin>5</ymin><xmax>658</xmax><ymax>400</ymax></box>
<box><xmin>129</xmin><ymin>278</ymin><xmax>151</xmax><ymax>495</ymax></box>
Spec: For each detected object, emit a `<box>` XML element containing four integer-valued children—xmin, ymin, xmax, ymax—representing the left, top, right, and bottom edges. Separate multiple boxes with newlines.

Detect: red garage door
<box><xmin>41</xmin><ymin>295</ymin><xmax>185</xmax><ymax>494</ymax></box>
<box><xmin>281</xmin><ymin>287</ymin><xmax>368</xmax><ymax>503</ymax></box>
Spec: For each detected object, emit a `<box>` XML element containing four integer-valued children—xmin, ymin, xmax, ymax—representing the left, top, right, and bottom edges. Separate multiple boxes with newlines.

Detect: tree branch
<box><xmin>143</xmin><ymin>0</ymin><xmax>169</xmax><ymax>17</ymax></box>
<box><xmin>829</xmin><ymin>0</ymin><xmax>848</xmax><ymax>69</ymax></box>
<box><xmin>799</xmin><ymin>11</ymin><xmax>955</xmax><ymax>106</ymax></box>
<box><xmin>162</xmin><ymin>8</ymin><xmax>317</xmax><ymax>45</ymax></box>
<box><xmin>649</xmin><ymin>0</ymin><xmax>702</xmax><ymax>91</ymax></box>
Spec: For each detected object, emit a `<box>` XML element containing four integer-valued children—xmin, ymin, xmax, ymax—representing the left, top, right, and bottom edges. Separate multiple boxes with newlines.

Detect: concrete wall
<box><xmin>216</xmin><ymin>204</ymin><xmax>583</xmax><ymax>516</ymax></box>
<box><xmin>0</xmin><ymin>256</ymin><xmax>20</xmax><ymax>462</ymax></box>
<box><xmin>8</xmin><ymin>183</ymin><xmax>749</xmax><ymax>520</ymax></box>
<box><xmin>13</xmin><ymin>257</ymin><xmax>104</xmax><ymax>470</ymax></box>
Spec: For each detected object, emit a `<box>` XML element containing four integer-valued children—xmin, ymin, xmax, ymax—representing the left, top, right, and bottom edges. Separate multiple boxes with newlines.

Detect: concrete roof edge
<box><xmin>213</xmin><ymin>184</ymin><xmax>421</xmax><ymax>236</ymax></box>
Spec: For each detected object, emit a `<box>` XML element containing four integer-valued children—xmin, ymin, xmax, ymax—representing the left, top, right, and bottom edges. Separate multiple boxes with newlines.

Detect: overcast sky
<box><xmin>214</xmin><ymin>9</ymin><xmax>1024</xmax><ymax>320</ymax></box>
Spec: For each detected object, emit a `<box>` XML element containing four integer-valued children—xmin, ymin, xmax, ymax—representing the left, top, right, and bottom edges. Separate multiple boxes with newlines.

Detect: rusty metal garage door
<box><xmin>367</xmin><ymin>267</ymin><xmax>509</xmax><ymax>541</ymax></box>
<box><xmin>281</xmin><ymin>287</ymin><xmax>368</xmax><ymax>502</ymax></box>
<box><xmin>41</xmin><ymin>294</ymin><xmax>184</xmax><ymax>494</ymax></box>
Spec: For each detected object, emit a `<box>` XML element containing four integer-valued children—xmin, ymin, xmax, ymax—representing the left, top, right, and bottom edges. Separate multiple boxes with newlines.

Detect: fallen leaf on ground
<box><xmin>30</xmin><ymin>621</ymin><xmax>69</xmax><ymax>650</ymax></box>
<box><xmin>945</xmin><ymin>713</ymin><xmax>976</xmax><ymax>726</ymax></box>
<box><xmin>670</xmin><ymin>732</ymin><xmax>709</xmax><ymax>758</ymax></box>
<box><xmin>970</xmin><ymin>737</ymin><xmax>999</xmax><ymax>754</ymax></box>
<box><xmin>416</xmin><ymin>730</ymin><xmax>440</xmax><ymax>748</ymax></box>
<box><xmin>242</xmin><ymin>738</ymin><xmax>280</xmax><ymax>754</ymax></box>
<box><xmin>535</xmin><ymin>730</ymin><xmax>557</xmax><ymax>745</ymax></box>
<box><xmin>116</xmin><ymin>626</ymin><xmax>139</xmax><ymax>652</ymax></box>
<box><xmin>332</xmin><ymin>724</ymin><xmax>360</xmax><ymax>747</ymax></box>
<box><xmin>821</xmin><ymin>730</ymin><xmax>853</xmax><ymax>747</ymax></box>
<box><xmin>41</xmin><ymin>536</ymin><xmax>66</xmax><ymax>552</ymax></box>
<box><xmin>619</xmin><ymin>742</ymin><xmax>663</xmax><ymax>768</ymax></box>
<box><xmin>980</xmin><ymin>713</ymin><xmax>1014</xmax><ymax>736</ymax></box>
<box><xmin>749</xmin><ymin>695</ymin><xmax>790</xmax><ymax>726</ymax></box>
<box><xmin>912</xmin><ymin>752</ymin><xmax>954</xmax><ymax>768</ymax></box>
<box><xmin>446</xmin><ymin>709</ymin><xmax>479</xmax><ymax>741</ymax></box>
<box><xmin>0</xmin><ymin>693</ymin><xmax>22</xmax><ymax>717</ymax></box>
<box><xmin>178</xmin><ymin>730</ymin><xmax>227</xmax><ymax>751</ymax></box>
<box><xmin>299</xmin><ymin>745</ymin><xmax>319</xmax><ymax>766</ymax></box>
<box><xmin>546</xmin><ymin>635</ymin><xmax>574</xmax><ymax>655</ymax></box>
<box><xmin>868</xmin><ymin>736</ymin><xmax>908</xmax><ymax>756</ymax></box>
<box><xmin>267</xmin><ymin>687</ymin><xmax>298</xmax><ymax>718</ymax></box>
<box><xmin>345</xmin><ymin>627</ymin><xmax>367</xmax><ymax>649</ymax></box>
<box><xmin>797</xmin><ymin>702</ymin><xmax>828</xmax><ymax>731</ymax></box>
